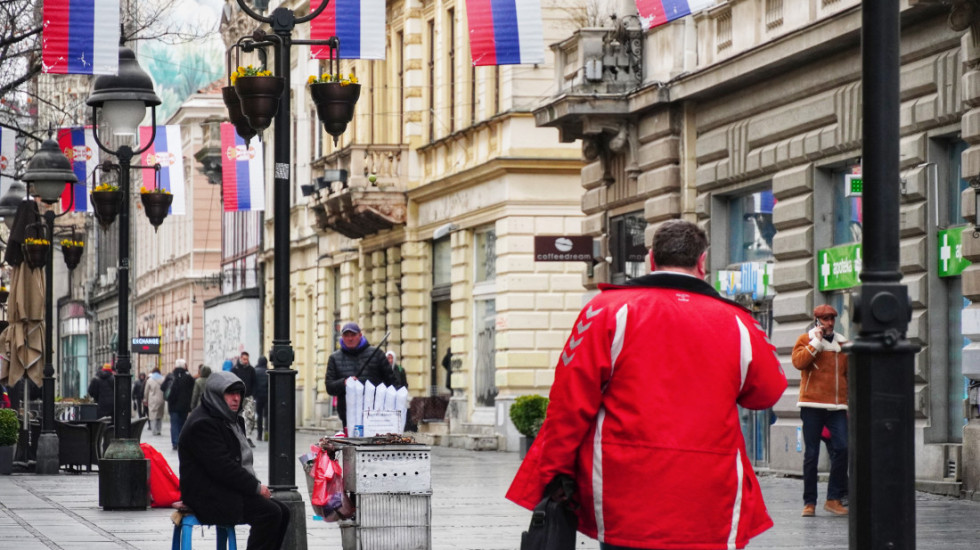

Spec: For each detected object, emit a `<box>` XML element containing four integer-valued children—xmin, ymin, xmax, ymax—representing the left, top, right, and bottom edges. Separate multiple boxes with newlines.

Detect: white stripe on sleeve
<box><xmin>736</xmin><ymin>316</ymin><xmax>752</xmax><ymax>391</ymax></box>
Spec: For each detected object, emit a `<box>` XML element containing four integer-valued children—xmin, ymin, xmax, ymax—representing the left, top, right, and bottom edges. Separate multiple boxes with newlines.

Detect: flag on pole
<box><xmin>42</xmin><ymin>0</ymin><xmax>120</xmax><ymax>75</ymax></box>
<box><xmin>138</xmin><ymin>125</ymin><xmax>186</xmax><ymax>216</ymax></box>
<box><xmin>57</xmin><ymin>127</ymin><xmax>100</xmax><ymax>212</ymax></box>
<box><xmin>465</xmin><ymin>0</ymin><xmax>544</xmax><ymax>66</ymax></box>
<box><xmin>220</xmin><ymin>123</ymin><xmax>265</xmax><ymax>212</ymax></box>
<box><xmin>310</xmin><ymin>0</ymin><xmax>386</xmax><ymax>60</ymax></box>
<box><xmin>0</xmin><ymin>128</ymin><xmax>16</xmax><ymax>199</ymax></box>
<box><xmin>635</xmin><ymin>0</ymin><xmax>715</xmax><ymax>31</ymax></box>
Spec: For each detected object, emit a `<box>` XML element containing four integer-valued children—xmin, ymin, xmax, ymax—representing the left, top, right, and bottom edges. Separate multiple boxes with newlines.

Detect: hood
<box><xmin>341</xmin><ymin>335</ymin><xmax>369</xmax><ymax>353</ymax></box>
<box><xmin>256</xmin><ymin>356</ymin><xmax>268</xmax><ymax>370</ymax></box>
<box><xmin>199</xmin><ymin>365</ymin><xmax>212</xmax><ymax>378</ymax></box>
<box><xmin>97</xmin><ymin>369</ymin><xmax>113</xmax><ymax>380</ymax></box>
<box><xmin>202</xmin><ymin>371</ymin><xmax>246</xmax><ymax>425</ymax></box>
<box><xmin>386</xmin><ymin>351</ymin><xmax>397</xmax><ymax>364</ymax></box>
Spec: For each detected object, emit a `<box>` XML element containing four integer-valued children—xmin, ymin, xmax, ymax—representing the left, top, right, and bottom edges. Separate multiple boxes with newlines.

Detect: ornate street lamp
<box><xmin>21</xmin><ymin>136</ymin><xmax>78</xmax><ymax>475</ymax></box>
<box><xmin>86</xmin><ymin>45</ymin><xmax>160</xmax><ymax>509</ymax></box>
<box><xmin>0</xmin><ymin>180</ymin><xmax>28</xmax><ymax>230</ymax></box>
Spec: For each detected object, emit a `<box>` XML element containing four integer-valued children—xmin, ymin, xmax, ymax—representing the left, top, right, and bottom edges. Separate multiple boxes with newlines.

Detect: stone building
<box><xmin>536</xmin><ymin>0</ymin><xmax>980</xmax><ymax>489</ymax></box>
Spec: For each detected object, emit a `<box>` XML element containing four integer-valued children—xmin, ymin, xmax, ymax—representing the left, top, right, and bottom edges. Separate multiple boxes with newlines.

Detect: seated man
<box><xmin>178</xmin><ymin>371</ymin><xmax>289</xmax><ymax>550</ymax></box>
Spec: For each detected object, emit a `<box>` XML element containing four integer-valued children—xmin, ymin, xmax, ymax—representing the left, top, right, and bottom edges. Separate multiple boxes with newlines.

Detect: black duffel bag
<box><xmin>520</xmin><ymin>475</ymin><xmax>578</xmax><ymax>550</ymax></box>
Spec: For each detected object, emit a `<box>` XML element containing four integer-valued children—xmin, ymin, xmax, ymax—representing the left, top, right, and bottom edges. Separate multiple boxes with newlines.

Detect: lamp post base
<box><xmin>99</xmin><ymin>439</ymin><xmax>149</xmax><ymax>510</ymax></box>
<box><xmin>271</xmin><ymin>487</ymin><xmax>308</xmax><ymax>550</ymax></box>
<box><xmin>35</xmin><ymin>432</ymin><xmax>59</xmax><ymax>475</ymax></box>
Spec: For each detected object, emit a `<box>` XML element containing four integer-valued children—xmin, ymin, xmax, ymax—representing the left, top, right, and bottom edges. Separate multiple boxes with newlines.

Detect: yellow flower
<box><xmin>94</xmin><ymin>182</ymin><xmax>119</xmax><ymax>192</ymax></box>
<box><xmin>24</xmin><ymin>237</ymin><xmax>50</xmax><ymax>246</ymax></box>
<box><xmin>349</xmin><ymin>73</ymin><xmax>358</xmax><ymax>84</ymax></box>
<box><xmin>61</xmin><ymin>240</ymin><xmax>84</xmax><ymax>248</ymax></box>
<box><xmin>141</xmin><ymin>186</ymin><xmax>171</xmax><ymax>195</ymax></box>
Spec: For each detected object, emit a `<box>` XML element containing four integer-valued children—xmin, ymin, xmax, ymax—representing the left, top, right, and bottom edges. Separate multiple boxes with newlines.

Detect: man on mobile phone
<box><xmin>791</xmin><ymin>304</ymin><xmax>849</xmax><ymax>518</ymax></box>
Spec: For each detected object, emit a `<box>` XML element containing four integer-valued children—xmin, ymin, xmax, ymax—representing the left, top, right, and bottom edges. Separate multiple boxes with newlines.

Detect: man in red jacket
<box><xmin>507</xmin><ymin>220</ymin><xmax>787</xmax><ymax>550</ymax></box>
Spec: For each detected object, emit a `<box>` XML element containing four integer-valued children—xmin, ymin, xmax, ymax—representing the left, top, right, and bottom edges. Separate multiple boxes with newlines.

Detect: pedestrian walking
<box><xmin>254</xmin><ymin>356</ymin><xmax>269</xmax><ymax>442</ymax></box>
<box><xmin>507</xmin><ymin>220</ymin><xmax>787</xmax><ymax>550</ymax></box>
<box><xmin>167</xmin><ymin>359</ymin><xmax>195</xmax><ymax>450</ymax></box>
<box><xmin>190</xmin><ymin>365</ymin><xmax>211</xmax><ymax>410</ymax></box>
<box><xmin>132</xmin><ymin>372</ymin><xmax>146</xmax><ymax>418</ymax></box>
<box><xmin>791</xmin><ymin>304</ymin><xmax>849</xmax><ymax>517</ymax></box>
<box><xmin>87</xmin><ymin>364</ymin><xmax>115</xmax><ymax>420</ymax></box>
<box><xmin>442</xmin><ymin>348</ymin><xmax>452</xmax><ymax>394</ymax></box>
<box><xmin>387</xmin><ymin>351</ymin><xmax>407</xmax><ymax>389</ymax></box>
<box><xmin>144</xmin><ymin>367</ymin><xmax>166</xmax><ymax>436</ymax></box>
<box><xmin>178</xmin><ymin>371</ymin><xmax>290</xmax><ymax>550</ymax></box>
<box><xmin>325</xmin><ymin>322</ymin><xmax>395</xmax><ymax>430</ymax></box>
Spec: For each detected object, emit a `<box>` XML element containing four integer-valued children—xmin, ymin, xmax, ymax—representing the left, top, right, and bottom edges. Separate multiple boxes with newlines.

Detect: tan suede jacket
<box><xmin>790</xmin><ymin>330</ymin><xmax>848</xmax><ymax>410</ymax></box>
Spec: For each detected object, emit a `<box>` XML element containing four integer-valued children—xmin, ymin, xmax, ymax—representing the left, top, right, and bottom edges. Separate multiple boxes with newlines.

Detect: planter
<box><xmin>221</xmin><ymin>86</ymin><xmax>257</xmax><ymax>143</ymax></box>
<box><xmin>234</xmin><ymin>76</ymin><xmax>284</xmax><ymax>132</ymax></box>
<box><xmin>519</xmin><ymin>435</ymin><xmax>535</xmax><ymax>460</ymax></box>
<box><xmin>62</xmin><ymin>246</ymin><xmax>84</xmax><ymax>270</ymax></box>
<box><xmin>0</xmin><ymin>445</ymin><xmax>12</xmax><ymax>475</ymax></box>
<box><xmin>91</xmin><ymin>190</ymin><xmax>123</xmax><ymax>227</ymax></box>
<box><xmin>309</xmin><ymin>82</ymin><xmax>361</xmax><ymax>143</ymax></box>
<box><xmin>140</xmin><ymin>193</ymin><xmax>174</xmax><ymax>231</ymax></box>
<box><xmin>23</xmin><ymin>243</ymin><xmax>49</xmax><ymax>269</ymax></box>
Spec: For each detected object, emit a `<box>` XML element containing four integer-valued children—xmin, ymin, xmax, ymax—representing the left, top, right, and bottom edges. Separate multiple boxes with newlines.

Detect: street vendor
<box><xmin>324</xmin><ymin>322</ymin><xmax>395</xmax><ymax>430</ymax></box>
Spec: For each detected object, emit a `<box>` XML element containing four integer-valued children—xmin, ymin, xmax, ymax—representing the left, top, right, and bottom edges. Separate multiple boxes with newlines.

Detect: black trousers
<box><xmin>255</xmin><ymin>398</ymin><xmax>268</xmax><ymax>439</ymax></box>
<box><xmin>242</xmin><ymin>495</ymin><xmax>290</xmax><ymax>550</ymax></box>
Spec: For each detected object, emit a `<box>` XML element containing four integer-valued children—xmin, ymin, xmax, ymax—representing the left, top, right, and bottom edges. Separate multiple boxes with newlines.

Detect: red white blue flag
<box><xmin>310</xmin><ymin>0</ymin><xmax>385</xmax><ymax>60</ymax></box>
<box><xmin>0</xmin><ymin>128</ymin><xmax>15</xmax><ymax>198</ymax></box>
<box><xmin>57</xmin><ymin>127</ymin><xmax>100</xmax><ymax>212</ymax></box>
<box><xmin>635</xmin><ymin>0</ymin><xmax>714</xmax><ymax>31</ymax></box>
<box><xmin>42</xmin><ymin>0</ymin><xmax>120</xmax><ymax>75</ymax></box>
<box><xmin>220</xmin><ymin>123</ymin><xmax>265</xmax><ymax>212</ymax></box>
<box><xmin>138</xmin><ymin>125</ymin><xmax>186</xmax><ymax>216</ymax></box>
<box><xmin>465</xmin><ymin>0</ymin><xmax>544</xmax><ymax>66</ymax></box>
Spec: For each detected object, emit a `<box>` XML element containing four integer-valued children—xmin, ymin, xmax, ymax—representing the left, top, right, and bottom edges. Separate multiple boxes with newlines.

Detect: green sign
<box><xmin>818</xmin><ymin>243</ymin><xmax>862</xmax><ymax>291</ymax></box>
<box><xmin>846</xmin><ymin>174</ymin><xmax>863</xmax><ymax>196</ymax></box>
<box><xmin>938</xmin><ymin>226</ymin><xmax>971</xmax><ymax>278</ymax></box>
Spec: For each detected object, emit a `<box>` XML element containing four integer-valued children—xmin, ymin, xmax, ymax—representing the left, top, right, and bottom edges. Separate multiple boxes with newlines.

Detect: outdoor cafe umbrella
<box><xmin>0</xmin><ymin>200</ymin><xmax>45</xmax><ymax>389</ymax></box>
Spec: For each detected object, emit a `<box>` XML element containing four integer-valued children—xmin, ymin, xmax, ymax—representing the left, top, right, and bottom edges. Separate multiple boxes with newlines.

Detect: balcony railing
<box><xmin>309</xmin><ymin>144</ymin><xmax>409</xmax><ymax>239</ymax></box>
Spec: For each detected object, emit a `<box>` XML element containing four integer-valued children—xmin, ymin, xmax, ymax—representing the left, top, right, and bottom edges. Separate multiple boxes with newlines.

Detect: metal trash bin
<box><xmin>337</xmin><ymin>442</ymin><xmax>432</xmax><ymax>550</ymax></box>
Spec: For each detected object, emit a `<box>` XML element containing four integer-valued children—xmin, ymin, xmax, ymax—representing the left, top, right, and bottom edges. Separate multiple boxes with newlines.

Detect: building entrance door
<box><xmin>737</xmin><ymin>296</ymin><xmax>774</xmax><ymax>467</ymax></box>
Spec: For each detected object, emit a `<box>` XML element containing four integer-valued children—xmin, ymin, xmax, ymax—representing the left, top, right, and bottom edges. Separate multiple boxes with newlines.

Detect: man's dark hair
<box><xmin>240</xmin><ymin>352</ymin><xmax>249</xmax><ymax>358</ymax></box>
<box><xmin>652</xmin><ymin>220</ymin><xmax>708</xmax><ymax>269</ymax></box>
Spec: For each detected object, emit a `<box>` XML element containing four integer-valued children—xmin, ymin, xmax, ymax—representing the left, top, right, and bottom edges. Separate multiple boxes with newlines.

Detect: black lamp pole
<box><xmin>231</xmin><ymin>2</ymin><xmax>330</xmax><ymax>547</ymax></box>
<box><xmin>849</xmin><ymin>2</ymin><xmax>917</xmax><ymax>549</ymax></box>
<box><xmin>87</xmin><ymin>46</ymin><xmax>160</xmax><ymax>509</ymax></box>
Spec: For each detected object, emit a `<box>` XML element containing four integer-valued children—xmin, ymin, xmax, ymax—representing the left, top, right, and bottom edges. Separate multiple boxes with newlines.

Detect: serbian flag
<box><xmin>42</xmin><ymin>0</ymin><xmax>120</xmax><ymax>75</ymax></box>
<box><xmin>138</xmin><ymin>125</ymin><xmax>186</xmax><ymax>216</ymax></box>
<box><xmin>220</xmin><ymin>123</ymin><xmax>265</xmax><ymax>212</ymax></box>
<box><xmin>0</xmin><ymin>128</ymin><xmax>15</xmax><ymax>198</ymax></box>
<box><xmin>57</xmin><ymin>127</ymin><xmax>100</xmax><ymax>212</ymax></box>
<box><xmin>310</xmin><ymin>0</ymin><xmax>385</xmax><ymax>60</ymax></box>
<box><xmin>465</xmin><ymin>0</ymin><xmax>544</xmax><ymax>66</ymax></box>
<box><xmin>636</xmin><ymin>0</ymin><xmax>715</xmax><ymax>31</ymax></box>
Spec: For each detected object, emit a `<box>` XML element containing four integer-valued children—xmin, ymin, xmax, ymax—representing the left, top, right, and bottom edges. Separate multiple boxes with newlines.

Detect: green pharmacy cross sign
<box><xmin>818</xmin><ymin>243</ymin><xmax>862</xmax><ymax>291</ymax></box>
<box><xmin>938</xmin><ymin>226</ymin><xmax>971</xmax><ymax>278</ymax></box>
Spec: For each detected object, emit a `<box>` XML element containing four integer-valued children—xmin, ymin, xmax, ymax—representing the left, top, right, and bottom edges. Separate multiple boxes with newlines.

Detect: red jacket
<box><xmin>506</xmin><ymin>273</ymin><xmax>787</xmax><ymax>549</ymax></box>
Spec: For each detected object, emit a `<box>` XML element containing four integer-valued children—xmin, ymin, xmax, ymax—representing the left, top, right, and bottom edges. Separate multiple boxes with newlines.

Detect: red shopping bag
<box><xmin>140</xmin><ymin>443</ymin><xmax>181</xmax><ymax>508</ymax></box>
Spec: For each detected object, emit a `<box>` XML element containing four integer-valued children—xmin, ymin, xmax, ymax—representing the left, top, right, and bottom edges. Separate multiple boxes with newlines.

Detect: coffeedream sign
<box><xmin>533</xmin><ymin>236</ymin><xmax>594</xmax><ymax>262</ymax></box>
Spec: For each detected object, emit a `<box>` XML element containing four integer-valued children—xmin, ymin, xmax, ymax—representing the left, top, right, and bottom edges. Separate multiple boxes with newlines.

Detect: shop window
<box><xmin>475</xmin><ymin>226</ymin><xmax>496</xmax><ymax>283</ymax></box>
<box><xmin>610</xmin><ymin>212</ymin><xmax>647</xmax><ymax>284</ymax></box>
<box><xmin>727</xmin><ymin>190</ymin><xmax>775</xmax><ymax>265</ymax></box>
<box><xmin>433</xmin><ymin>237</ymin><xmax>451</xmax><ymax>287</ymax></box>
<box><xmin>832</xmin><ymin>173</ymin><xmax>862</xmax><ymax>245</ymax></box>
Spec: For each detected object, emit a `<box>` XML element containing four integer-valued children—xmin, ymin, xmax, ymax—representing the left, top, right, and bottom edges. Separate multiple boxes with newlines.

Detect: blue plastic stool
<box><xmin>171</xmin><ymin>513</ymin><xmax>238</xmax><ymax>550</ymax></box>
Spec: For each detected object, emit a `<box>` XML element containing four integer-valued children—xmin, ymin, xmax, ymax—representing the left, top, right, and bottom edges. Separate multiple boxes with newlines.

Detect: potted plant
<box><xmin>91</xmin><ymin>182</ymin><xmax>123</xmax><ymax>227</ymax></box>
<box><xmin>0</xmin><ymin>408</ymin><xmax>19</xmax><ymax>475</ymax></box>
<box><xmin>308</xmin><ymin>72</ymin><xmax>361</xmax><ymax>145</ymax></box>
<box><xmin>509</xmin><ymin>394</ymin><xmax>549</xmax><ymax>459</ymax></box>
<box><xmin>232</xmin><ymin>65</ymin><xmax>283</xmax><ymax>132</ymax></box>
<box><xmin>61</xmin><ymin>239</ymin><xmax>84</xmax><ymax>270</ymax></box>
<box><xmin>139</xmin><ymin>186</ymin><xmax>174</xmax><ymax>231</ymax></box>
<box><xmin>23</xmin><ymin>237</ymin><xmax>50</xmax><ymax>269</ymax></box>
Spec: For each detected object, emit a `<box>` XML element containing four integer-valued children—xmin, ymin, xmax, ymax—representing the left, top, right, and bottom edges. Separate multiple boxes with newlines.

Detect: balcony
<box><xmin>309</xmin><ymin>144</ymin><xmax>409</xmax><ymax>239</ymax></box>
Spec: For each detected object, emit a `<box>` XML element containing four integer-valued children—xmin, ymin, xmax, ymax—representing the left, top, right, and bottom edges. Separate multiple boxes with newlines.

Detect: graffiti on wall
<box><xmin>203</xmin><ymin>298</ymin><xmax>260</xmax><ymax>370</ymax></box>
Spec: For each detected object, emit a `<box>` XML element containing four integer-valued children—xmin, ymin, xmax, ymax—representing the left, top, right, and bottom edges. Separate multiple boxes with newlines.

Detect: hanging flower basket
<box><xmin>140</xmin><ymin>190</ymin><xmax>174</xmax><ymax>231</ymax></box>
<box><xmin>234</xmin><ymin>76</ymin><xmax>284</xmax><ymax>132</ymax></box>
<box><xmin>23</xmin><ymin>239</ymin><xmax>50</xmax><ymax>270</ymax></box>
<box><xmin>61</xmin><ymin>240</ymin><xmax>85</xmax><ymax>271</ymax></box>
<box><xmin>222</xmin><ymin>86</ymin><xmax>257</xmax><ymax>143</ymax></box>
<box><xmin>91</xmin><ymin>189</ymin><xmax>123</xmax><ymax>228</ymax></box>
<box><xmin>309</xmin><ymin>81</ymin><xmax>361</xmax><ymax>143</ymax></box>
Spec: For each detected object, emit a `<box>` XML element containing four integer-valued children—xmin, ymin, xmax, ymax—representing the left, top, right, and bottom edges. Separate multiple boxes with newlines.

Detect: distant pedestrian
<box><xmin>144</xmin><ymin>368</ymin><xmax>166</xmax><ymax>436</ymax></box>
<box><xmin>232</xmin><ymin>352</ymin><xmax>257</xmax><ymax>447</ymax></box>
<box><xmin>441</xmin><ymin>348</ymin><xmax>452</xmax><ymax>394</ymax></box>
<box><xmin>254</xmin><ymin>357</ymin><xmax>269</xmax><ymax>441</ymax></box>
<box><xmin>791</xmin><ymin>304</ymin><xmax>849</xmax><ymax>517</ymax></box>
<box><xmin>190</xmin><ymin>365</ymin><xmax>212</xmax><ymax>410</ymax></box>
<box><xmin>506</xmin><ymin>219</ymin><xmax>787</xmax><ymax>549</ymax></box>
<box><xmin>87</xmin><ymin>364</ymin><xmax>115</xmax><ymax>420</ymax></box>
<box><xmin>387</xmin><ymin>351</ymin><xmax>407</xmax><ymax>389</ymax></box>
<box><xmin>166</xmin><ymin>359</ymin><xmax>195</xmax><ymax>450</ymax></box>
<box><xmin>222</xmin><ymin>358</ymin><xmax>234</xmax><ymax>372</ymax></box>
<box><xmin>132</xmin><ymin>372</ymin><xmax>146</xmax><ymax>418</ymax></box>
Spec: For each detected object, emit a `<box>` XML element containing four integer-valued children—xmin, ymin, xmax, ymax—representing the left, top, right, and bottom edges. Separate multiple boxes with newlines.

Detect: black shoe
<box><xmin>248</xmin><ymin>438</ymin><xmax>256</xmax><ymax>448</ymax></box>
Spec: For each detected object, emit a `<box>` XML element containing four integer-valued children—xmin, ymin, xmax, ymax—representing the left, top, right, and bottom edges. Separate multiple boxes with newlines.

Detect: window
<box><xmin>433</xmin><ymin>237</ymin><xmax>451</xmax><ymax>287</ymax></box>
<box><xmin>427</xmin><ymin>19</ymin><xmax>435</xmax><ymax>141</ymax></box>
<box><xmin>448</xmin><ymin>8</ymin><xmax>456</xmax><ymax>133</ymax></box>
<box><xmin>610</xmin><ymin>212</ymin><xmax>646</xmax><ymax>283</ymax></box>
<box><xmin>475</xmin><ymin>226</ymin><xmax>496</xmax><ymax>283</ymax></box>
<box><xmin>728</xmin><ymin>190</ymin><xmax>776</xmax><ymax>264</ymax></box>
<box><xmin>832</xmin><ymin>173</ymin><xmax>862</xmax><ymax>245</ymax></box>
<box><xmin>948</xmin><ymin>140</ymin><xmax>969</xmax><ymax>227</ymax></box>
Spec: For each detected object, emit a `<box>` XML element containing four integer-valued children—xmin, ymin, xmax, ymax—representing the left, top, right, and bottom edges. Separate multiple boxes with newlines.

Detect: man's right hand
<box><xmin>259</xmin><ymin>484</ymin><xmax>272</xmax><ymax>499</ymax></box>
<box><xmin>808</xmin><ymin>327</ymin><xmax>824</xmax><ymax>351</ymax></box>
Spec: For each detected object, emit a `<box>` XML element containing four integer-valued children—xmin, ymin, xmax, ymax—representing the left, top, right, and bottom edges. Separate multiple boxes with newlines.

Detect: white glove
<box><xmin>808</xmin><ymin>327</ymin><xmax>824</xmax><ymax>351</ymax></box>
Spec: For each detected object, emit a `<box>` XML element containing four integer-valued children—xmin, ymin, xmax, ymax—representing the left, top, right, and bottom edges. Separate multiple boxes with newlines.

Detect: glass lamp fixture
<box><xmin>21</xmin><ymin>138</ymin><xmax>78</xmax><ymax>204</ymax></box>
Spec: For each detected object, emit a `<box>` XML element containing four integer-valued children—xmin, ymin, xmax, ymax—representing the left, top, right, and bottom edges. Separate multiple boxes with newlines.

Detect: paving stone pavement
<box><xmin>2</xmin><ymin>422</ymin><xmax>980</xmax><ymax>549</ymax></box>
